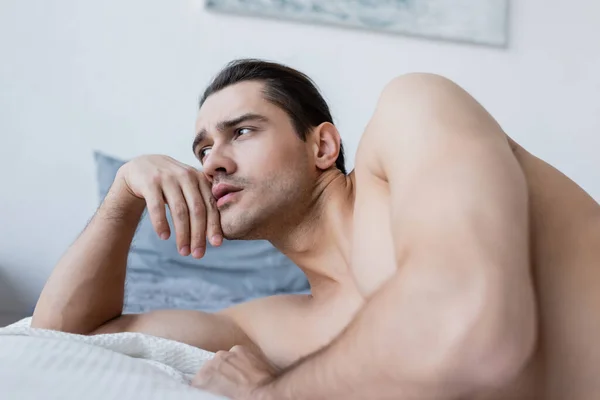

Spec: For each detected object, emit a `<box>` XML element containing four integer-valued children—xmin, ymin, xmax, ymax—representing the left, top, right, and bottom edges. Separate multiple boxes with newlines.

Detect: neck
<box><xmin>269</xmin><ymin>169</ymin><xmax>356</xmax><ymax>298</ymax></box>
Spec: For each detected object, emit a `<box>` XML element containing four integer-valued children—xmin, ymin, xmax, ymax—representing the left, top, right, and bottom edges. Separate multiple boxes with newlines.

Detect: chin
<box><xmin>219</xmin><ymin>210</ymin><xmax>257</xmax><ymax>240</ymax></box>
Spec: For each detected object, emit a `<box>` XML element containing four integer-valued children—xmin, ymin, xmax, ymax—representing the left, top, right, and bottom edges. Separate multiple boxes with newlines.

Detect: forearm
<box><xmin>32</xmin><ymin>178</ymin><xmax>145</xmax><ymax>333</ymax></box>
<box><xmin>256</xmin><ymin>274</ymin><xmax>429</xmax><ymax>400</ymax></box>
<box><xmin>257</xmin><ymin>278</ymin><xmax>402</xmax><ymax>400</ymax></box>
<box><xmin>256</xmin><ymin>263</ymin><xmax>534</xmax><ymax>400</ymax></box>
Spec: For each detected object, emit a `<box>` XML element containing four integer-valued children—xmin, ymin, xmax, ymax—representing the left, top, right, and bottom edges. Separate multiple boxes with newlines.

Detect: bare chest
<box><xmin>248</xmin><ymin>296</ymin><xmax>363</xmax><ymax>370</ymax></box>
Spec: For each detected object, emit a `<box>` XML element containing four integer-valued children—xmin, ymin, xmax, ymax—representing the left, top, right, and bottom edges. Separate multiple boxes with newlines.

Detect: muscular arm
<box><xmin>254</xmin><ymin>74</ymin><xmax>537</xmax><ymax>400</ymax></box>
<box><xmin>31</xmin><ymin>164</ymin><xmax>253</xmax><ymax>352</ymax></box>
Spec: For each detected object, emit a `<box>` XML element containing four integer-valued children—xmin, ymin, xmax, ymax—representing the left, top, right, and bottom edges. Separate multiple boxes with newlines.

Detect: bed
<box><xmin>0</xmin><ymin>317</ymin><xmax>221</xmax><ymax>399</ymax></box>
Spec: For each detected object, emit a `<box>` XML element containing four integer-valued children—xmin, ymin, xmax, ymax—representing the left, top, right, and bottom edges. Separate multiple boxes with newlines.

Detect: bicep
<box><xmin>355</xmin><ymin>73</ymin><xmax>536</xmax><ymax>381</ymax></box>
<box><xmin>91</xmin><ymin>309</ymin><xmax>253</xmax><ymax>353</ymax></box>
<box><xmin>366</xmin><ymin>73</ymin><xmax>529</xmax><ymax>267</ymax></box>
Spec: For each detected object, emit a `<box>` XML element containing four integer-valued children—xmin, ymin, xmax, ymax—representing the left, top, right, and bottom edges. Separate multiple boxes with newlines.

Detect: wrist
<box><xmin>100</xmin><ymin>176</ymin><xmax>146</xmax><ymax>222</ymax></box>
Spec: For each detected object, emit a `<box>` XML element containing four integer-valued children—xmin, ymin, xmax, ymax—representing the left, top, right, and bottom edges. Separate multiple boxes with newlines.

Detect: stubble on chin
<box><xmin>219</xmin><ymin>174</ymin><xmax>310</xmax><ymax>240</ymax></box>
<box><xmin>218</xmin><ymin>207</ymin><xmax>257</xmax><ymax>241</ymax></box>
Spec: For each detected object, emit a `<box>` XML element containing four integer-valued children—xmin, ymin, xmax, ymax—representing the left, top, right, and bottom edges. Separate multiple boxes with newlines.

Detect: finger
<box><xmin>200</xmin><ymin>352</ymin><xmax>245</xmax><ymax>383</ymax></box>
<box><xmin>143</xmin><ymin>184</ymin><xmax>170</xmax><ymax>240</ymax></box>
<box><xmin>179</xmin><ymin>170</ymin><xmax>207</xmax><ymax>259</ymax></box>
<box><xmin>192</xmin><ymin>368</ymin><xmax>237</xmax><ymax>398</ymax></box>
<box><xmin>191</xmin><ymin>363</ymin><xmax>216</xmax><ymax>388</ymax></box>
<box><xmin>228</xmin><ymin>346</ymin><xmax>257</xmax><ymax>369</ymax></box>
<box><xmin>214</xmin><ymin>353</ymin><xmax>248</xmax><ymax>383</ymax></box>
<box><xmin>229</xmin><ymin>345</ymin><xmax>246</xmax><ymax>354</ymax></box>
<box><xmin>162</xmin><ymin>178</ymin><xmax>191</xmax><ymax>256</ymax></box>
<box><xmin>198</xmin><ymin>173</ymin><xmax>223</xmax><ymax>247</ymax></box>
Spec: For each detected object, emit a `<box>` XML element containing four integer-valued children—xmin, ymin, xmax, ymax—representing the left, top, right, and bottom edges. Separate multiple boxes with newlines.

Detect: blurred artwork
<box><xmin>205</xmin><ymin>0</ymin><xmax>509</xmax><ymax>47</ymax></box>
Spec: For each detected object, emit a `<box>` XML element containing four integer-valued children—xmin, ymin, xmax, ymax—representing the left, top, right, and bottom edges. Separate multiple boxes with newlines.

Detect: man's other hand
<box><xmin>116</xmin><ymin>155</ymin><xmax>222</xmax><ymax>258</ymax></box>
<box><xmin>191</xmin><ymin>345</ymin><xmax>277</xmax><ymax>400</ymax></box>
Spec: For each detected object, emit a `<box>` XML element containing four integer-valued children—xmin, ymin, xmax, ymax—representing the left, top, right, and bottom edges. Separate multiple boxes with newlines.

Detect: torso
<box><xmin>498</xmin><ymin>140</ymin><xmax>600</xmax><ymax>400</ymax></box>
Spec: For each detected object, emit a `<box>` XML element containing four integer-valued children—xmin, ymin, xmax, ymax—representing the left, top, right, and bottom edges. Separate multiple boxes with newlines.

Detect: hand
<box><xmin>191</xmin><ymin>345</ymin><xmax>278</xmax><ymax>400</ymax></box>
<box><xmin>115</xmin><ymin>154</ymin><xmax>222</xmax><ymax>258</ymax></box>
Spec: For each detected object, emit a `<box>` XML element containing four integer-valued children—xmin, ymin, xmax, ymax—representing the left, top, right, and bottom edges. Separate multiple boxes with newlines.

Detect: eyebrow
<box><xmin>192</xmin><ymin>113</ymin><xmax>269</xmax><ymax>154</ymax></box>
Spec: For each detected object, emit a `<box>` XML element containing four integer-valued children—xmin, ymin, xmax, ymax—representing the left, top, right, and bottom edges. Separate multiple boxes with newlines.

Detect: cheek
<box><xmin>241</xmin><ymin>136</ymin><xmax>304</xmax><ymax>172</ymax></box>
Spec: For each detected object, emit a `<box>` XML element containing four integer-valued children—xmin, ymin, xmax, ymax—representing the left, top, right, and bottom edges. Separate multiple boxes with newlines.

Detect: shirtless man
<box><xmin>32</xmin><ymin>59</ymin><xmax>600</xmax><ymax>400</ymax></box>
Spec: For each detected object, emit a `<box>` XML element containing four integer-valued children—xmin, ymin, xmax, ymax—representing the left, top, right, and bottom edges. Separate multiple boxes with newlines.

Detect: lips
<box><xmin>211</xmin><ymin>183</ymin><xmax>243</xmax><ymax>202</ymax></box>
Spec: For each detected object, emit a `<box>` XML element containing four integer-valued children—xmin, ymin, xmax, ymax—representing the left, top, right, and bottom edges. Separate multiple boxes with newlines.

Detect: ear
<box><xmin>311</xmin><ymin>122</ymin><xmax>341</xmax><ymax>171</ymax></box>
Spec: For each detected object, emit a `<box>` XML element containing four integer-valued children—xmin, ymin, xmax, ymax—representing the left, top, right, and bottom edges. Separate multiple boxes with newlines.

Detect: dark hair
<box><xmin>199</xmin><ymin>59</ymin><xmax>346</xmax><ymax>175</ymax></box>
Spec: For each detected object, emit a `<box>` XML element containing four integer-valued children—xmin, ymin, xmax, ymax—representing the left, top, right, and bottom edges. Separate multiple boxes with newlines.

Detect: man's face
<box><xmin>194</xmin><ymin>81</ymin><xmax>316</xmax><ymax>240</ymax></box>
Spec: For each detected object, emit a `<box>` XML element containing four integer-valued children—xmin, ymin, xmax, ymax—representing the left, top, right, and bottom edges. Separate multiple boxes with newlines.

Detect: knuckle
<box><xmin>171</xmin><ymin>202</ymin><xmax>188</xmax><ymax>219</ymax></box>
<box><xmin>197</xmin><ymin>171</ymin><xmax>209</xmax><ymax>183</ymax></box>
<box><xmin>148</xmin><ymin>203</ymin><xmax>164</xmax><ymax>216</ymax></box>
<box><xmin>210</xmin><ymin>218</ymin><xmax>221</xmax><ymax>232</ymax></box>
<box><xmin>192</xmin><ymin>237</ymin><xmax>206</xmax><ymax>249</ymax></box>
<box><xmin>229</xmin><ymin>345</ymin><xmax>245</xmax><ymax>353</ymax></box>
<box><xmin>189</xmin><ymin>199</ymin><xmax>206</xmax><ymax>217</ymax></box>
<box><xmin>153</xmin><ymin>219</ymin><xmax>168</xmax><ymax>231</ymax></box>
<box><xmin>191</xmin><ymin>230</ymin><xmax>205</xmax><ymax>244</ymax></box>
<box><xmin>177</xmin><ymin>167</ymin><xmax>196</xmax><ymax>181</ymax></box>
<box><xmin>150</xmin><ymin>172</ymin><xmax>163</xmax><ymax>186</ymax></box>
<box><xmin>214</xmin><ymin>350</ymin><xmax>229</xmax><ymax>360</ymax></box>
<box><xmin>192</xmin><ymin>367</ymin><xmax>213</xmax><ymax>386</ymax></box>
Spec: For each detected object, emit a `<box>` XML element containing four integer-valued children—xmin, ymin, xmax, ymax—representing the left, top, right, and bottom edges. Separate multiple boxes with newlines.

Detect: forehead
<box><xmin>196</xmin><ymin>81</ymin><xmax>275</xmax><ymax>131</ymax></box>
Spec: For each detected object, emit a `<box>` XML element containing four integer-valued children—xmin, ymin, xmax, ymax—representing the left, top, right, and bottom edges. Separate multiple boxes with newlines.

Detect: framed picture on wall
<box><xmin>205</xmin><ymin>0</ymin><xmax>509</xmax><ymax>47</ymax></box>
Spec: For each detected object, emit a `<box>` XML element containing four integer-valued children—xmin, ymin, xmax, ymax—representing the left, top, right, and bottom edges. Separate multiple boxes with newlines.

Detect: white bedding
<box><xmin>0</xmin><ymin>318</ymin><xmax>224</xmax><ymax>400</ymax></box>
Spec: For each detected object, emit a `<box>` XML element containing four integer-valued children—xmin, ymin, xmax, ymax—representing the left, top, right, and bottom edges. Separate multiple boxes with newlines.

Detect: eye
<box><xmin>235</xmin><ymin>127</ymin><xmax>252</xmax><ymax>137</ymax></box>
<box><xmin>199</xmin><ymin>147</ymin><xmax>211</xmax><ymax>162</ymax></box>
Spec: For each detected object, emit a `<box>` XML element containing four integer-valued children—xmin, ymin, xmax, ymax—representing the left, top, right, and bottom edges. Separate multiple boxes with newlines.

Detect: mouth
<box><xmin>212</xmin><ymin>183</ymin><xmax>243</xmax><ymax>208</ymax></box>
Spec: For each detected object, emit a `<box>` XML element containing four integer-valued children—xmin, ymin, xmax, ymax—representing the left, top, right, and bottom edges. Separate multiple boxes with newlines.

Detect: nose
<box><xmin>202</xmin><ymin>145</ymin><xmax>237</xmax><ymax>182</ymax></box>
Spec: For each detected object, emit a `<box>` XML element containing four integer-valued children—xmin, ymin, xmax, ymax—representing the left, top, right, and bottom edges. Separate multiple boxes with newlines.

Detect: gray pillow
<box><xmin>93</xmin><ymin>151</ymin><xmax>309</xmax><ymax>313</ymax></box>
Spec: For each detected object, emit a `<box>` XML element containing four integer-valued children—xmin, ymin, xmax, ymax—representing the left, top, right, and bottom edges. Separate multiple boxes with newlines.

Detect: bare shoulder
<box><xmin>356</xmin><ymin>72</ymin><xmax>510</xmax><ymax>180</ymax></box>
<box><xmin>368</xmin><ymin>72</ymin><xmax>506</xmax><ymax>141</ymax></box>
<box><xmin>376</xmin><ymin>72</ymin><xmax>482</xmax><ymax>108</ymax></box>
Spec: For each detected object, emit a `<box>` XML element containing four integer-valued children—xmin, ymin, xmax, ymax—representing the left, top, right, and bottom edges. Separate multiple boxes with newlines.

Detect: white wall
<box><xmin>1</xmin><ymin>0</ymin><xmax>599</xmax><ymax>320</ymax></box>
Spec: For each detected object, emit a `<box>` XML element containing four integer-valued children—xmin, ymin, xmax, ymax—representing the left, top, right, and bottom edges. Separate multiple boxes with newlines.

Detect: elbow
<box><xmin>383</xmin><ymin>288</ymin><xmax>537</xmax><ymax>396</ymax></box>
<box><xmin>433</xmin><ymin>304</ymin><xmax>537</xmax><ymax>394</ymax></box>
<box><xmin>372</xmin><ymin>264</ymin><xmax>537</xmax><ymax>396</ymax></box>
<box><xmin>459</xmin><ymin>327</ymin><xmax>536</xmax><ymax>392</ymax></box>
<box><xmin>403</xmin><ymin>322</ymin><xmax>537</xmax><ymax>397</ymax></box>
<box><xmin>30</xmin><ymin>313</ymin><xmax>60</xmax><ymax>331</ymax></box>
<box><xmin>460</xmin><ymin>288</ymin><xmax>538</xmax><ymax>391</ymax></box>
<box><xmin>30</xmin><ymin>309</ymin><xmax>70</xmax><ymax>332</ymax></box>
<box><xmin>31</xmin><ymin>310</ymin><xmax>103</xmax><ymax>334</ymax></box>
